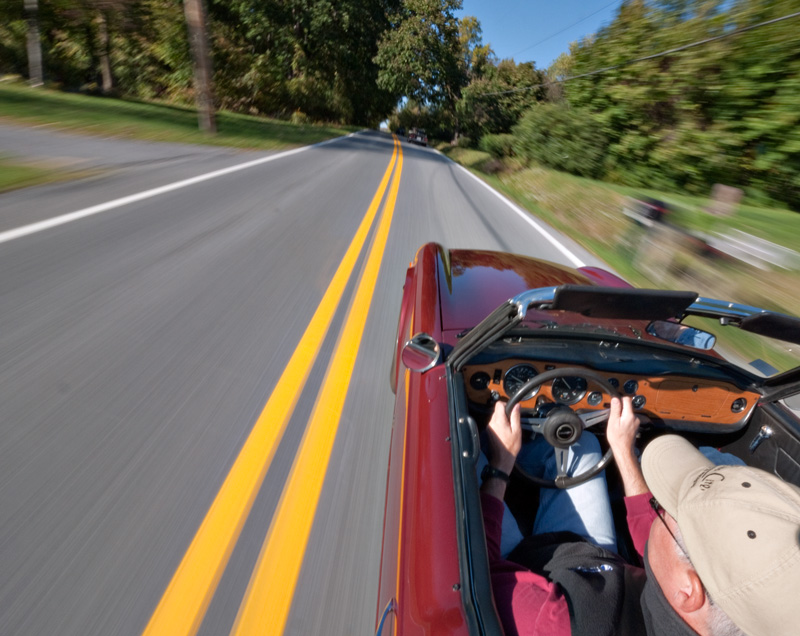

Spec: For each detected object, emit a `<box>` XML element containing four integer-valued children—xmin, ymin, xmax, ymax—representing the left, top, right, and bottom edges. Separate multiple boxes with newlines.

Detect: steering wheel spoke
<box><xmin>578</xmin><ymin>408</ymin><xmax>610</xmax><ymax>429</ymax></box>
<box><xmin>520</xmin><ymin>415</ymin><xmax>548</xmax><ymax>434</ymax></box>
<box><xmin>554</xmin><ymin>448</ymin><xmax>570</xmax><ymax>478</ymax></box>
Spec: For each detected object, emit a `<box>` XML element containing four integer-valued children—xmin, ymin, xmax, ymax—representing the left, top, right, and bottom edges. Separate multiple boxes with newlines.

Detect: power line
<box><xmin>513</xmin><ymin>0</ymin><xmax>620</xmax><ymax>57</ymax></box>
<box><xmin>480</xmin><ymin>10</ymin><xmax>800</xmax><ymax>97</ymax></box>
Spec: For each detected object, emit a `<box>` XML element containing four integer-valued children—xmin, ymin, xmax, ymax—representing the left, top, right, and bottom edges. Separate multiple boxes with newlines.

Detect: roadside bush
<box><xmin>513</xmin><ymin>104</ymin><xmax>608</xmax><ymax>179</ymax></box>
<box><xmin>479</xmin><ymin>133</ymin><xmax>514</xmax><ymax>158</ymax></box>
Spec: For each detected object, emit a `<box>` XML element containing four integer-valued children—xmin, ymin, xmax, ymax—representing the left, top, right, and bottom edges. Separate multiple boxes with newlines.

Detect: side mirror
<box><xmin>646</xmin><ymin>320</ymin><xmax>716</xmax><ymax>350</ymax></box>
<box><xmin>401</xmin><ymin>333</ymin><xmax>441</xmax><ymax>372</ymax></box>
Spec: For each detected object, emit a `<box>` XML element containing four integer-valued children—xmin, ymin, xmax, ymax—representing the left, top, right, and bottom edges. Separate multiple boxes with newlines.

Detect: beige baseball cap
<box><xmin>642</xmin><ymin>435</ymin><xmax>800</xmax><ymax>636</ymax></box>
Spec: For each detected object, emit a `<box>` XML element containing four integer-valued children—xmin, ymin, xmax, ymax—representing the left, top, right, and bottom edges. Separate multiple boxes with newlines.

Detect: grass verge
<box><xmin>0</xmin><ymin>156</ymin><xmax>102</xmax><ymax>193</ymax></box>
<box><xmin>0</xmin><ymin>80</ymin><xmax>355</xmax><ymax>150</ymax></box>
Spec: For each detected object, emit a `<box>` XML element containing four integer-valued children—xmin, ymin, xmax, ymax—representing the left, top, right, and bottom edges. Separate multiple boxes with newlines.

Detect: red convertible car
<box><xmin>376</xmin><ymin>242</ymin><xmax>800</xmax><ymax>635</ymax></box>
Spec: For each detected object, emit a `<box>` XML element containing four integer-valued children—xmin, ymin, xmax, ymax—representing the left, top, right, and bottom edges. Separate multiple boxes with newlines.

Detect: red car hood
<box><xmin>437</xmin><ymin>249</ymin><xmax>600</xmax><ymax>332</ymax></box>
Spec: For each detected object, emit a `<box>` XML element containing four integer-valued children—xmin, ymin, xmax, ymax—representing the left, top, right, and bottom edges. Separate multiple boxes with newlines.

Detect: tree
<box><xmin>458</xmin><ymin>58</ymin><xmax>545</xmax><ymax>140</ymax></box>
<box><xmin>375</xmin><ymin>0</ymin><xmax>466</xmax><ymax>119</ymax></box>
<box><xmin>184</xmin><ymin>0</ymin><xmax>216</xmax><ymax>133</ymax></box>
<box><xmin>24</xmin><ymin>0</ymin><xmax>43</xmax><ymax>86</ymax></box>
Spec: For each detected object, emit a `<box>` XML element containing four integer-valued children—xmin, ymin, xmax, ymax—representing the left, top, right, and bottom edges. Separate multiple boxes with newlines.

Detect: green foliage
<box><xmin>479</xmin><ymin>133</ymin><xmax>514</xmax><ymax>158</ymax></box>
<box><xmin>563</xmin><ymin>0</ymin><xmax>800</xmax><ymax>209</ymax></box>
<box><xmin>1</xmin><ymin>0</ymin><xmax>400</xmax><ymax>126</ymax></box>
<box><xmin>458</xmin><ymin>58</ymin><xmax>545</xmax><ymax>139</ymax></box>
<box><xmin>375</xmin><ymin>0</ymin><xmax>465</xmax><ymax>123</ymax></box>
<box><xmin>513</xmin><ymin>104</ymin><xmax>609</xmax><ymax>178</ymax></box>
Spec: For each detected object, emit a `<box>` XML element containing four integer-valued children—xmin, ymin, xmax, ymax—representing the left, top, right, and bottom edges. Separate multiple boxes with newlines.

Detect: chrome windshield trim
<box><xmin>509</xmin><ymin>286</ymin><xmax>560</xmax><ymax>319</ymax></box>
<box><xmin>688</xmin><ymin>297</ymin><xmax>772</xmax><ymax>320</ymax></box>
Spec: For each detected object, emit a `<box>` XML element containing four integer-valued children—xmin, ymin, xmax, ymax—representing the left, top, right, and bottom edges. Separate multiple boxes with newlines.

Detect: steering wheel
<box><xmin>505</xmin><ymin>367</ymin><xmax>620</xmax><ymax>489</ymax></box>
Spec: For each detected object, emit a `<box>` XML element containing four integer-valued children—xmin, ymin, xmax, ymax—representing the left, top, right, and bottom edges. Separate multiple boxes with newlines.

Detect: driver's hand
<box><xmin>607</xmin><ymin>396</ymin><xmax>640</xmax><ymax>459</ymax></box>
<box><xmin>486</xmin><ymin>401</ymin><xmax>521</xmax><ymax>474</ymax></box>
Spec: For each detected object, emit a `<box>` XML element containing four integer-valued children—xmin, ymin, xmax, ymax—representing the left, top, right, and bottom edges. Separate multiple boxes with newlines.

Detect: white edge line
<box><xmin>442</xmin><ymin>153</ymin><xmax>586</xmax><ymax>268</ymax></box>
<box><xmin>0</xmin><ymin>131</ymin><xmax>360</xmax><ymax>245</ymax></box>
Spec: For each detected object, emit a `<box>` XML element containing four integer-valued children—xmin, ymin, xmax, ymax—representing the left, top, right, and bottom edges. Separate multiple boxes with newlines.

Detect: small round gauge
<box><xmin>607</xmin><ymin>377</ymin><xmax>620</xmax><ymax>389</ymax></box>
<box><xmin>552</xmin><ymin>376</ymin><xmax>588</xmax><ymax>405</ymax></box>
<box><xmin>632</xmin><ymin>395</ymin><xmax>646</xmax><ymax>409</ymax></box>
<box><xmin>503</xmin><ymin>364</ymin><xmax>539</xmax><ymax>401</ymax></box>
<box><xmin>470</xmin><ymin>371</ymin><xmax>491</xmax><ymax>391</ymax></box>
<box><xmin>587</xmin><ymin>391</ymin><xmax>603</xmax><ymax>406</ymax></box>
<box><xmin>731</xmin><ymin>398</ymin><xmax>747</xmax><ymax>413</ymax></box>
<box><xmin>624</xmin><ymin>379</ymin><xmax>639</xmax><ymax>395</ymax></box>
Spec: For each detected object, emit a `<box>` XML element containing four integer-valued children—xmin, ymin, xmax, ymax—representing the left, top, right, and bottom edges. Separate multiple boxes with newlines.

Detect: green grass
<box><xmin>0</xmin><ymin>80</ymin><xmax>355</xmax><ymax>150</ymax></box>
<box><xmin>0</xmin><ymin>156</ymin><xmax>99</xmax><ymax>193</ymax></box>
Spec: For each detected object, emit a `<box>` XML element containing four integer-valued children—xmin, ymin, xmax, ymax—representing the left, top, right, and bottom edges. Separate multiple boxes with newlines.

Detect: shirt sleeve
<box><xmin>481</xmin><ymin>492</ymin><xmax>571</xmax><ymax>636</ymax></box>
<box><xmin>624</xmin><ymin>491</ymin><xmax>656</xmax><ymax>560</ymax></box>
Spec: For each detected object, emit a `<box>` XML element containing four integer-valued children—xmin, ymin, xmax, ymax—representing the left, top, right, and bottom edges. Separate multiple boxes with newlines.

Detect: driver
<box><xmin>481</xmin><ymin>397</ymin><xmax>800</xmax><ymax>636</ymax></box>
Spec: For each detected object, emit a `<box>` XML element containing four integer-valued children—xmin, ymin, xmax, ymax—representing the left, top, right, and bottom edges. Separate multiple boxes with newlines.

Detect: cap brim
<box><xmin>641</xmin><ymin>435</ymin><xmax>714</xmax><ymax>517</ymax></box>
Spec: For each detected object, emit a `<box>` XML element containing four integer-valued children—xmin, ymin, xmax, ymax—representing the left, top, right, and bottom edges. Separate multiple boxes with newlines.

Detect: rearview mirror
<box><xmin>401</xmin><ymin>333</ymin><xmax>441</xmax><ymax>372</ymax></box>
<box><xmin>646</xmin><ymin>320</ymin><xmax>716</xmax><ymax>350</ymax></box>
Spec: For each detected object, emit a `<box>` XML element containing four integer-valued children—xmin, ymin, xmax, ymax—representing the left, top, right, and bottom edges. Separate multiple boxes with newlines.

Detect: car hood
<box><xmin>437</xmin><ymin>249</ymin><xmax>599</xmax><ymax>331</ymax></box>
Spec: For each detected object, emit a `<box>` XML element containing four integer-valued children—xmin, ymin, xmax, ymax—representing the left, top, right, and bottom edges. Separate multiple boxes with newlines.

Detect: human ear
<box><xmin>675</xmin><ymin>567</ymin><xmax>706</xmax><ymax>614</ymax></box>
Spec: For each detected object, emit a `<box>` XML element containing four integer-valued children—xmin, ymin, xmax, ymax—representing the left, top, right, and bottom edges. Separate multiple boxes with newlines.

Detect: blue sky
<box><xmin>458</xmin><ymin>0</ymin><xmax>623</xmax><ymax>70</ymax></box>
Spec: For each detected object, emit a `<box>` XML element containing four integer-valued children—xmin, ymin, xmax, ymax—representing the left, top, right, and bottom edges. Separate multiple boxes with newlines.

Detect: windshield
<box><xmin>517</xmin><ymin>315</ymin><xmax>800</xmax><ymax>378</ymax></box>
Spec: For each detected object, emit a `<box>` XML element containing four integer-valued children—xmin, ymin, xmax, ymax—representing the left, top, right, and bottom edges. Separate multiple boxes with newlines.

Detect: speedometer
<box><xmin>503</xmin><ymin>364</ymin><xmax>539</xmax><ymax>401</ymax></box>
<box><xmin>552</xmin><ymin>376</ymin><xmax>588</xmax><ymax>405</ymax></box>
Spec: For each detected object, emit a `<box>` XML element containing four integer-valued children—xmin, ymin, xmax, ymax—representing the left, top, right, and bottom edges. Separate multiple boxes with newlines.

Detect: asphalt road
<box><xmin>0</xmin><ymin>127</ymin><xmax>608</xmax><ymax>636</ymax></box>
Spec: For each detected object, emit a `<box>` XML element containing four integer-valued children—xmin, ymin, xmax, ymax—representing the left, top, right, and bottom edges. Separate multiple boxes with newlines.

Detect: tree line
<box><xmin>1</xmin><ymin>0</ymin><xmax>798</xmax><ymax>209</ymax></box>
<box><xmin>469</xmin><ymin>0</ymin><xmax>800</xmax><ymax>211</ymax></box>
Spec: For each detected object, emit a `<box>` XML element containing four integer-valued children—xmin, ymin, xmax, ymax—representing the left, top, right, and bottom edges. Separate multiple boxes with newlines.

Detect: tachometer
<box><xmin>503</xmin><ymin>364</ymin><xmax>539</xmax><ymax>400</ymax></box>
<box><xmin>552</xmin><ymin>376</ymin><xmax>588</xmax><ymax>405</ymax></box>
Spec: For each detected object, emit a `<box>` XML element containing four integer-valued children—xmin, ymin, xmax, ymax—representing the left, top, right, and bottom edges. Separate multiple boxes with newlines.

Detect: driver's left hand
<box><xmin>486</xmin><ymin>401</ymin><xmax>521</xmax><ymax>475</ymax></box>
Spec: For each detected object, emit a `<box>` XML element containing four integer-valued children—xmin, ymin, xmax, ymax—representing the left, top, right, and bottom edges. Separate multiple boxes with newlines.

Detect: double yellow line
<box><xmin>143</xmin><ymin>136</ymin><xmax>403</xmax><ymax>636</ymax></box>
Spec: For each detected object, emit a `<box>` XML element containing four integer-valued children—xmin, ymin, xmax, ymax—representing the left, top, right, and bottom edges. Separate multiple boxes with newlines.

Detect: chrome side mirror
<box><xmin>401</xmin><ymin>333</ymin><xmax>441</xmax><ymax>372</ymax></box>
<box><xmin>646</xmin><ymin>320</ymin><xmax>716</xmax><ymax>350</ymax></box>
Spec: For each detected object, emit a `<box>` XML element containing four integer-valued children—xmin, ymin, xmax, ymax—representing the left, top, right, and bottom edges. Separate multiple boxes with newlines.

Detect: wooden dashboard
<box><xmin>462</xmin><ymin>360</ymin><xmax>761</xmax><ymax>430</ymax></box>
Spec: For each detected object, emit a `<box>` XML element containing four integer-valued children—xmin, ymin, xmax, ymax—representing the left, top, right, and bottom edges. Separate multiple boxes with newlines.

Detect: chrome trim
<box><xmin>509</xmin><ymin>286</ymin><xmax>560</xmax><ymax>319</ymax></box>
<box><xmin>749</xmin><ymin>425</ymin><xmax>774</xmax><ymax>454</ymax></box>
<box><xmin>688</xmin><ymin>296</ymin><xmax>771</xmax><ymax>320</ymax></box>
<box><xmin>375</xmin><ymin>599</ymin><xmax>397</xmax><ymax>636</ymax></box>
<box><xmin>401</xmin><ymin>333</ymin><xmax>441</xmax><ymax>373</ymax></box>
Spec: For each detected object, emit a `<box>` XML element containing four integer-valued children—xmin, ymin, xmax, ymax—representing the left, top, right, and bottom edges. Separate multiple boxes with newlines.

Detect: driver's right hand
<box><xmin>607</xmin><ymin>396</ymin><xmax>640</xmax><ymax>460</ymax></box>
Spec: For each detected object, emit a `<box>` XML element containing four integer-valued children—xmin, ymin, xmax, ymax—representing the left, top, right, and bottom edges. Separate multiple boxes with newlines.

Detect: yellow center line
<box><xmin>142</xmin><ymin>137</ymin><xmax>399</xmax><ymax>636</ymax></box>
<box><xmin>230</xmin><ymin>138</ymin><xmax>404</xmax><ymax>636</ymax></box>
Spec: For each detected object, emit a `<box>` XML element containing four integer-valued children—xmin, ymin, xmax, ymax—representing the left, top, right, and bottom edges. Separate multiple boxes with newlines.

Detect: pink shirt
<box><xmin>481</xmin><ymin>491</ymin><xmax>655</xmax><ymax>636</ymax></box>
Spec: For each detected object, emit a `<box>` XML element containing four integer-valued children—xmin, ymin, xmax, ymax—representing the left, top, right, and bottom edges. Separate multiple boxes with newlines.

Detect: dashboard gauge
<box><xmin>503</xmin><ymin>364</ymin><xmax>539</xmax><ymax>400</ymax></box>
<box><xmin>551</xmin><ymin>376</ymin><xmax>588</xmax><ymax>405</ymax></box>
<box><xmin>587</xmin><ymin>391</ymin><xmax>604</xmax><ymax>406</ymax></box>
<box><xmin>470</xmin><ymin>371</ymin><xmax>491</xmax><ymax>391</ymax></box>
<box><xmin>624</xmin><ymin>379</ymin><xmax>639</xmax><ymax>395</ymax></box>
<box><xmin>607</xmin><ymin>377</ymin><xmax>620</xmax><ymax>389</ymax></box>
<box><xmin>632</xmin><ymin>395</ymin><xmax>646</xmax><ymax>409</ymax></box>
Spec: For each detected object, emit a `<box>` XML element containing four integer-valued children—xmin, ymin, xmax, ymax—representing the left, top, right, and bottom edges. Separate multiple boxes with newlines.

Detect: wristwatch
<box><xmin>481</xmin><ymin>464</ymin><xmax>510</xmax><ymax>484</ymax></box>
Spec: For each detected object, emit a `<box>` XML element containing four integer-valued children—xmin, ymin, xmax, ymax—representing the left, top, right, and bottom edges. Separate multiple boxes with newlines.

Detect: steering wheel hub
<box><xmin>543</xmin><ymin>406</ymin><xmax>583</xmax><ymax>448</ymax></box>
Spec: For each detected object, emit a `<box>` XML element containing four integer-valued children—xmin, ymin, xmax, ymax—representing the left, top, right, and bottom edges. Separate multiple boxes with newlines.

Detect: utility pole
<box><xmin>183</xmin><ymin>0</ymin><xmax>216</xmax><ymax>134</ymax></box>
<box><xmin>24</xmin><ymin>0</ymin><xmax>43</xmax><ymax>87</ymax></box>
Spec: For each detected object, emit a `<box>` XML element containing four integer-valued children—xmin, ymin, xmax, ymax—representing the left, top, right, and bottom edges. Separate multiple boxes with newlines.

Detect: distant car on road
<box><xmin>407</xmin><ymin>128</ymin><xmax>428</xmax><ymax>146</ymax></box>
